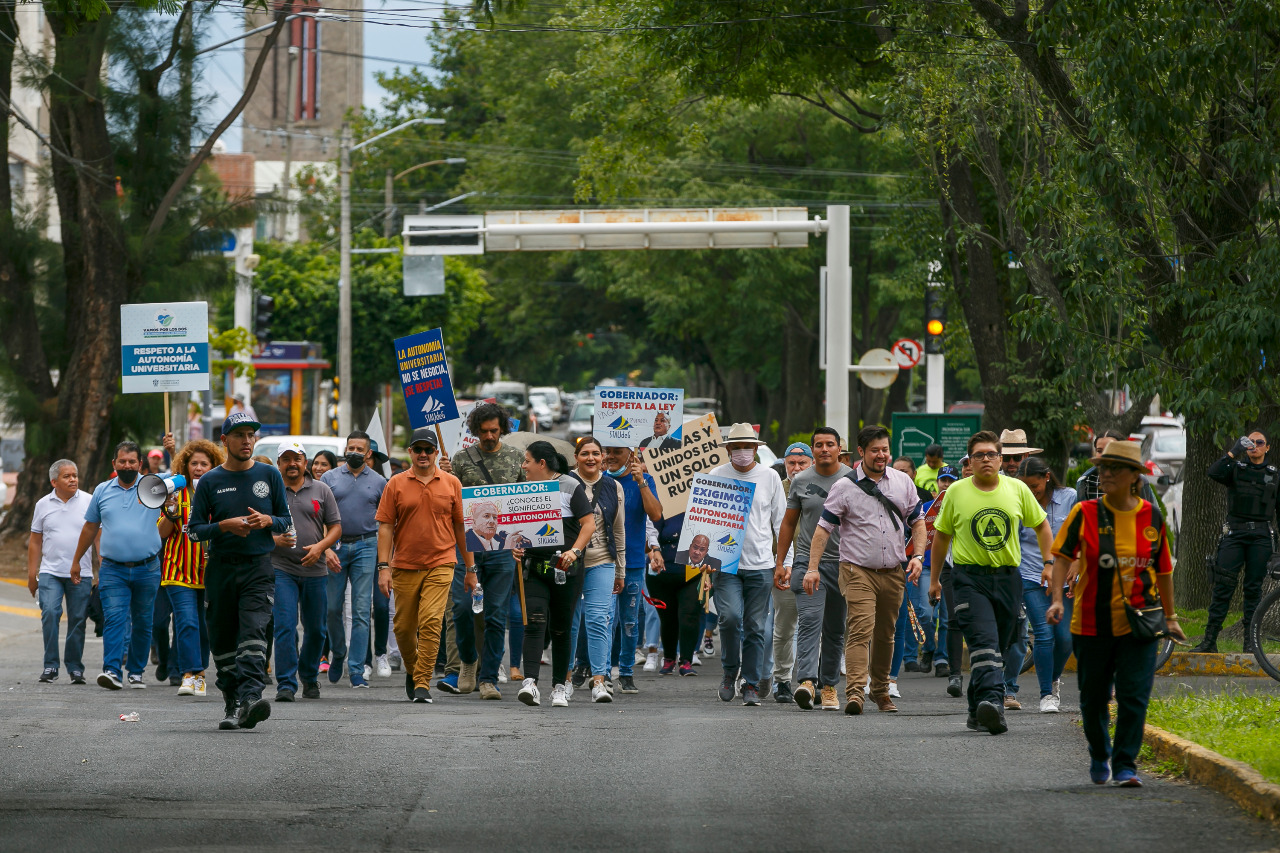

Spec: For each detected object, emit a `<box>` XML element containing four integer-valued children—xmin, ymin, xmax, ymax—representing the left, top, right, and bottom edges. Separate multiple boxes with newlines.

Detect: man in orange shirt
<box><xmin>376</xmin><ymin>427</ymin><xmax>473</xmax><ymax>704</ymax></box>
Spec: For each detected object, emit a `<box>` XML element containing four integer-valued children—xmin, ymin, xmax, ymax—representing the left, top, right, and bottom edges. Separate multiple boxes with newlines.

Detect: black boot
<box><xmin>218</xmin><ymin>694</ymin><xmax>239</xmax><ymax>730</ymax></box>
<box><xmin>1242</xmin><ymin>633</ymin><xmax>1258</xmax><ymax>655</ymax></box>
<box><xmin>1190</xmin><ymin>626</ymin><xmax>1219</xmax><ymax>654</ymax></box>
<box><xmin>947</xmin><ymin>674</ymin><xmax>963</xmax><ymax>698</ymax></box>
<box><xmin>919</xmin><ymin>651</ymin><xmax>934</xmax><ymax>672</ymax></box>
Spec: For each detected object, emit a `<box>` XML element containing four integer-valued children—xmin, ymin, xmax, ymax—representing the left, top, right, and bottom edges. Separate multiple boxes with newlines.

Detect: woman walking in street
<box><xmin>1047</xmin><ymin>441</ymin><xmax>1186</xmax><ymax>787</ymax></box>
<box><xmin>157</xmin><ymin>437</ymin><xmax>223</xmax><ymax>697</ymax></box>
<box><xmin>514</xmin><ymin>441</ymin><xmax>596</xmax><ymax>708</ymax></box>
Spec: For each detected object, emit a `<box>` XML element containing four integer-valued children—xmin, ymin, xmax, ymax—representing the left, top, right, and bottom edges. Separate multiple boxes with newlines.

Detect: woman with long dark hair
<box><xmin>514</xmin><ymin>441</ymin><xmax>596</xmax><ymax>708</ymax></box>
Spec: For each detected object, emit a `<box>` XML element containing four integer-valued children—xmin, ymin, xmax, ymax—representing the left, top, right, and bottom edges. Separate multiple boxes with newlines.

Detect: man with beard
<box><xmin>187</xmin><ymin>412</ymin><xmax>292</xmax><ymax>730</ymax></box>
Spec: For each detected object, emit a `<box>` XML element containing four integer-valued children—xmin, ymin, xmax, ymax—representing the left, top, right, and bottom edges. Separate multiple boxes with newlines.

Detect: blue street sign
<box><xmin>394</xmin><ymin>328</ymin><xmax>459</xmax><ymax>429</ymax></box>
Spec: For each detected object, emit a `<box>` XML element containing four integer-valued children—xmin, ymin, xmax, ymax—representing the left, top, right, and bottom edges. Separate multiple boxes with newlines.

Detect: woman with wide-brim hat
<box><xmin>1046</xmin><ymin>440</ymin><xmax>1186</xmax><ymax>787</ymax></box>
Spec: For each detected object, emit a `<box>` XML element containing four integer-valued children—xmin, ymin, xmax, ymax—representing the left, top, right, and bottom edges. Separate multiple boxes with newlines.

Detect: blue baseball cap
<box><xmin>937</xmin><ymin>465</ymin><xmax>961</xmax><ymax>482</ymax></box>
<box><xmin>784</xmin><ymin>442</ymin><xmax>813</xmax><ymax>459</ymax></box>
<box><xmin>368</xmin><ymin>438</ymin><xmax>390</xmax><ymax>465</ymax></box>
<box><xmin>221</xmin><ymin>411</ymin><xmax>260</xmax><ymax>435</ymax></box>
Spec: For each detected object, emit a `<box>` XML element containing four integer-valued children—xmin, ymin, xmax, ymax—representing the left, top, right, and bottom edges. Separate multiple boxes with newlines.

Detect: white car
<box><xmin>530</xmin><ymin>386</ymin><xmax>564</xmax><ymax>422</ymax></box>
<box><xmin>251</xmin><ymin>435</ymin><xmax>347</xmax><ymax>468</ymax></box>
<box><xmin>1137</xmin><ymin>415</ymin><xmax>1186</xmax><ymax>478</ymax></box>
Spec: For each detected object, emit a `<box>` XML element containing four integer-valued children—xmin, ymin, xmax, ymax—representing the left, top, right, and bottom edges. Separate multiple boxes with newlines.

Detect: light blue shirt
<box><xmin>1017</xmin><ymin>486</ymin><xmax>1077</xmax><ymax>584</ymax></box>
<box><xmin>84</xmin><ymin>477</ymin><xmax>163</xmax><ymax>564</ymax></box>
<box><xmin>322</xmin><ymin>464</ymin><xmax>387</xmax><ymax>536</ymax></box>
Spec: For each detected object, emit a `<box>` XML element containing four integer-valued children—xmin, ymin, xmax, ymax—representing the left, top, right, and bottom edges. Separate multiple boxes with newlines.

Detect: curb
<box><xmin>1144</xmin><ymin>724</ymin><xmax>1280</xmax><ymax>824</ymax></box>
<box><xmin>1056</xmin><ymin>651</ymin><xmax>1275</xmax><ymax>678</ymax></box>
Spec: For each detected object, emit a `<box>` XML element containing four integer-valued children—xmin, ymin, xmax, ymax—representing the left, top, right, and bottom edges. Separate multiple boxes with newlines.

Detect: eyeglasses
<box><xmin>410</xmin><ymin>445</ymin><xmax>437</xmax><ymax>455</ymax></box>
<box><xmin>1097</xmin><ymin>462</ymin><xmax>1132</xmax><ymax>473</ymax></box>
<box><xmin>1002</xmin><ymin>454</ymin><xmax>1027</xmax><ymax>461</ymax></box>
<box><xmin>970</xmin><ymin>451</ymin><xmax>1000</xmax><ymax>461</ymax></box>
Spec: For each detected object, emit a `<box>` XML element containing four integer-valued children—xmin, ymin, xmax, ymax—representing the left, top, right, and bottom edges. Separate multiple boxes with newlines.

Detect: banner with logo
<box><xmin>120</xmin><ymin>302</ymin><xmax>210</xmax><ymax>394</ymax></box>
<box><xmin>461</xmin><ymin>481</ymin><xmax>562</xmax><ymax>552</ymax></box>
<box><xmin>642</xmin><ymin>413</ymin><xmax>725</xmax><ymax>518</ymax></box>
<box><xmin>395</xmin><ymin>328</ymin><xmax>460</xmax><ymax>429</ymax></box>
<box><xmin>592</xmin><ymin>387</ymin><xmax>683</xmax><ymax>448</ymax></box>
<box><xmin>675</xmin><ymin>473</ymin><xmax>755</xmax><ymax>576</ymax></box>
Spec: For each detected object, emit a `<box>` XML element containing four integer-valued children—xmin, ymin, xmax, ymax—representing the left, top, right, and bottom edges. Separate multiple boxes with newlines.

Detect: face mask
<box><xmin>730</xmin><ymin>449</ymin><xmax>755</xmax><ymax>468</ymax></box>
<box><xmin>607</xmin><ymin>464</ymin><xmax>628</xmax><ymax>477</ymax></box>
<box><xmin>345</xmin><ymin>453</ymin><xmax>366</xmax><ymax>470</ymax></box>
<box><xmin>116</xmin><ymin>468</ymin><xmax>138</xmax><ymax>485</ymax></box>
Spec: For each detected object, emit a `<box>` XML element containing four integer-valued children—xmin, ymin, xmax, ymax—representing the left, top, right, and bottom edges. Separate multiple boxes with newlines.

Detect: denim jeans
<box><xmin>327</xmin><ymin>537</ymin><xmax>376</xmax><ymax>678</ymax></box>
<box><xmin>903</xmin><ymin>569</ymin><xmax>937</xmax><ymax>662</ymax></box>
<box><xmin>166</xmin><ymin>585</ymin><xmax>210</xmax><ymax>675</ymax></box>
<box><xmin>1074</xmin><ymin>633</ymin><xmax>1157</xmax><ymax>774</ymax></box>
<box><xmin>642</xmin><ymin>586</ymin><xmax>662</xmax><ymax>649</ymax></box>
<box><xmin>98</xmin><ymin>557</ymin><xmax>162</xmax><ymax>678</ymax></box>
<box><xmin>610</xmin><ymin>567</ymin><xmax>646</xmax><ymax>676</ymax></box>
<box><xmin>712</xmin><ymin>570</ymin><xmax>771</xmax><ymax>686</ymax></box>
<box><xmin>1016</xmin><ymin>580</ymin><xmax>1074</xmax><ymax>697</ymax></box>
<box><xmin>509</xmin><ymin>587</ymin><xmax>524</xmax><ymax>668</ymax></box>
<box><xmin>451</xmin><ymin>549</ymin><xmax>515</xmax><ymax>684</ymax></box>
<box><xmin>37</xmin><ymin>574</ymin><xmax>92</xmax><ymax>674</ymax></box>
<box><xmin>274</xmin><ymin>570</ymin><xmax>328</xmax><ymax>693</ymax></box>
<box><xmin>568</xmin><ymin>562</ymin><xmax>616</xmax><ymax>677</ymax></box>
<box><xmin>890</xmin><ymin>589</ymin><xmax>910</xmax><ymax>678</ymax></box>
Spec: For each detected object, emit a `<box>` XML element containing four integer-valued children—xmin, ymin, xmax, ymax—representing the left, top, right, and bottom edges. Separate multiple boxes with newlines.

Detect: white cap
<box><xmin>276</xmin><ymin>440</ymin><xmax>308</xmax><ymax>460</ymax></box>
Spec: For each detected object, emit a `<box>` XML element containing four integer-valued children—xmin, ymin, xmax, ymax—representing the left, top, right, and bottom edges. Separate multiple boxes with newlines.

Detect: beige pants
<box><xmin>391</xmin><ymin>565</ymin><xmax>455</xmax><ymax>689</ymax></box>
<box><xmin>838</xmin><ymin>562</ymin><xmax>905</xmax><ymax>704</ymax></box>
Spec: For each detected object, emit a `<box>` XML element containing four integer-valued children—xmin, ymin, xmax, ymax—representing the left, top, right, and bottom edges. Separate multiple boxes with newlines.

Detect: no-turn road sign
<box><xmin>892</xmin><ymin>338</ymin><xmax>923</xmax><ymax>369</ymax></box>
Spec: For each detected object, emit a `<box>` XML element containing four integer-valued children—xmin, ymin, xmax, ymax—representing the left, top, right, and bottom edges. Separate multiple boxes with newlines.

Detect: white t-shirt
<box><xmin>708</xmin><ymin>461</ymin><xmax>786</xmax><ymax>571</ymax></box>
<box><xmin>30</xmin><ymin>489</ymin><xmax>94</xmax><ymax>577</ymax></box>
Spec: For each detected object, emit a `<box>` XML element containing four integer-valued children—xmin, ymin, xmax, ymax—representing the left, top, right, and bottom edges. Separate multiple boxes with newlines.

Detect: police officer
<box><xmin>1192</xmin><ymin>430</ymin><xmax>1278</xmax><ymax>654</ymax></box>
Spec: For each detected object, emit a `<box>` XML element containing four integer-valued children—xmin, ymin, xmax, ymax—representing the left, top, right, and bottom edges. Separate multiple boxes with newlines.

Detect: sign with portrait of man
<box><xmin>675</xmin><ymin>473</ymin><xmax>755</xmax><ymax>575</ymax></box>
<box><xmin>461</xmin><ymin>481</ymin><xmax>562</xmax><ymax>552</ymax></box>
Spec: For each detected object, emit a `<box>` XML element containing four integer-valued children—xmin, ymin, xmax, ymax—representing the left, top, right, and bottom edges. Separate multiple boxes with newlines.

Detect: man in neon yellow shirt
<box><xmin>914</xmin><ymin>444</ymin><xmax>945</xmax><ymax>496</ymax></box>
<box><xmin>929</xmin><ymin>430</ymin><xmax>1052</xmax><ymax>736</ymax></box>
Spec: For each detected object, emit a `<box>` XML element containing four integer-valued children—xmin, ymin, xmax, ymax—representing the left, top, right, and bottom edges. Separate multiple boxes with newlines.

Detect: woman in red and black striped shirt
<box><xmin>1047</xmin><ymin>441</ymin><xmax>1186</xmax><ymax>788</ymax></box>
<box><xmin>158</xmin><ymin>439</ymin><xmax>224</xmax><ymax>697</ymax></box>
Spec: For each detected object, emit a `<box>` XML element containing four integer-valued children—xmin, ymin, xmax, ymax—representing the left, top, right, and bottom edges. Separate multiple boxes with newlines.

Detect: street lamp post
<box><xmin>338</xmin><ymin>117</ymin><xmax>445</xmax><ymax>436</ymax></box>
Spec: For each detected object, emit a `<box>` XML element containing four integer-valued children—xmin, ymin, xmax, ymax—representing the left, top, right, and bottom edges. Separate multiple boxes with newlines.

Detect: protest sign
<box><xmin>120</xmin><ymin>302</ymin><xmax>210</xmax><ymax>394</ymax></box>
<box><xmin>675</xmin><ymin>473</ymin><xmax>755</xmax><ymax>575</ymax></box>
<box><xmin>462</xmin><ymin>481</ymin><xmax>562</xmax><ymax>552</ymax></box>
<box><xmin>642</xmin><ymin>413</ymin><xmax>725</xmax><ymax>518</ymax></box>
<box><xmin>593</xmin><ymin>387</ymin><xmax>683</xmax><ymax>447</ymax></box>
<box><xmin>395</xmin><ymin>328</ymin><xmax>459</xmax><ymax>429</ymax></box>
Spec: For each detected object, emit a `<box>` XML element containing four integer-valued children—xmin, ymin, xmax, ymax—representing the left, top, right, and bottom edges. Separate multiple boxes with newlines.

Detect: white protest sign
<box><xmin>593</xmin><ymin>387</ymin><xmax>684</xmax><ymax>447</ymax></box>
<box><xmin>120</xmin><ymin>302</ymin><xmax>210</xmax><ymax>394</ymax></box>
<box><xmin>642</xmin><ymin>413</ymin><xmax>725</xmax><ymax>518</ymax></box>
<box><xmin>462</xmin><ymin>481</ymin><xmax>563</xmax><ymax>552</ymax></box>
<box><xmin>675</xmin><ymin>473</ymin><xmax>756</xmax><ymax>576</ymax></box>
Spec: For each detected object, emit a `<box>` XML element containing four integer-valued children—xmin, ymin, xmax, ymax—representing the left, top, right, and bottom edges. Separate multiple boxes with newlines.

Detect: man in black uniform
<box><xmin>188</xmin><ymin>412</ymin><xmax>292</xmax><ymax>729</ymax></box>
<box><xmin>1193</xmin><ymin>430</ymin><xmax>1278</xmax><ymax>654</ymax></box>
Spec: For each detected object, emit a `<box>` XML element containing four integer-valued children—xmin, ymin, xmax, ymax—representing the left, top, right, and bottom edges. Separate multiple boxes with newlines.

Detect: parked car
<box><xmin>947</xmin><ymin>401</ymin><xmax>986</xmax><ymax>415</ymax></box>
<box><xmin>250</xmin><ymin>435</ymin><xmax>348</xmax><ymax>470</ymax></box>
<box><xmin>1137</xmin><ymin>415</ymin><xmax>1186</xmax><ymax>478</ymax></box>
<box><xmin>529</xmin><ymin>386</ymin><xmax>565</xmax><ymax>422</ymax></box>
<box><xmin>684</xmin><ymin>397</ymin><xmax>719</xmax><ymax>418</ymax></box>
<box><xmin>567</xmin><ymin>400</ymin><xmax>594</xmax><ymax>445</ymax></box>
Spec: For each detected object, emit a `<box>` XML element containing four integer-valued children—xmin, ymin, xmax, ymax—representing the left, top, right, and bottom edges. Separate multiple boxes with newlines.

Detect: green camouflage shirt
<box><xmin>451</xmin><ymin>443</ymin><xmax>527</xmax><ymax>487</ymax></box>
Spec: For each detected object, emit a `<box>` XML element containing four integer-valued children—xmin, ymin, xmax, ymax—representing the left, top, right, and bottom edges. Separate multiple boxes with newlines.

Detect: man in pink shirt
<box><xmin>807</xmin><ymin>426</ymin><xmax>927</xmax><ymax>715</ymax></box>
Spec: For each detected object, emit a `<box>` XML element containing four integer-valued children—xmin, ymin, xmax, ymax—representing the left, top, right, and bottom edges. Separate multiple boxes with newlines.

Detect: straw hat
<box><xmin>1090</xmin><ymin>440</ymin><xmax>1146</xmax><ymax>472</ymax></box>
<box><xmin>998</xmin><ymin>428</ymin><xmax>1043</xmax><ymax>455</ymax></box>
<box><xmin>722</xmin><ymin>423</ymin><xmax>766</xmax><ymax>446</ymax></box>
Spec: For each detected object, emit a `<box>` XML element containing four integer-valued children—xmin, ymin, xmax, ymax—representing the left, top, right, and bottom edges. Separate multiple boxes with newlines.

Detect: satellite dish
<box><xmin>138</xmin><ymin>474</ymin><xmax>187</xmax><ymax>509</ymax></box>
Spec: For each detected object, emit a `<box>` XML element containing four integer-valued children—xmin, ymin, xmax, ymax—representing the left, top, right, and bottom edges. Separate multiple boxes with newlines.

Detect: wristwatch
<box><xmin>466</xmin><ymin>565</ymin><xmax>478</xmax><ymax>574</ymax></box>
<box><xmin>376</xmin><ymin>561</ymin><xmax>389</xmax><ymax>571</ymax></box>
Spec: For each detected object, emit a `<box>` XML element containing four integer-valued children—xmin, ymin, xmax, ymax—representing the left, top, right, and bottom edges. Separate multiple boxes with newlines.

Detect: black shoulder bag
<box><xmin>1095</xmin><ymin>499</ymin><xmax>1168</xmax><ymax>641</ymax></box>
<box><xmin>467</xmin><ymin>446</ymin><xmax>496</xmax><ymax>485</ymax></box>
<box><xmin>847</xmin><ymin>470</ymin><xmax>906</xmax><ymax>534</ymax></box>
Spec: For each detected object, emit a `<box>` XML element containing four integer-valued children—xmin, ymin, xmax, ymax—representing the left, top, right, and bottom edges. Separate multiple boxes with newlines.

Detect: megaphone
<box><xmin>138</xmin><ymin>474</ymin><xmax>187</xmax><ymax>509</ymax></box>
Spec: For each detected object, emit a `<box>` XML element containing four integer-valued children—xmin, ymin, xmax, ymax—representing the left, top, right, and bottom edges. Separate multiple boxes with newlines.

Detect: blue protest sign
<box><xmin>675</xmin><ymin>473</ymin><xmax>756</xmax><ymax>575</ymax></box>
<box><xmin>395</xmin><ymin>328</ymin><xmax>459</xmax><ymax>428</ymax></box>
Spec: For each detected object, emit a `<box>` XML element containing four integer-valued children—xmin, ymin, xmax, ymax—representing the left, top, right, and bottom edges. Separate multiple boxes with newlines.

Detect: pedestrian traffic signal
<box><xmin>925</xmin><ymin>288</ymin><xmax>945</xmax><ymax>354</ymax></box>
<box><xmin>254</xmin><ymin>294</ymin><xmax>274</xmax><ymax>344</ymax></box>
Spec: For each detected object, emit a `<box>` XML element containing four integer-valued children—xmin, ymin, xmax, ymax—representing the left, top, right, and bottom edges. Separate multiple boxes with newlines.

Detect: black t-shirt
<box><xmin>188</xmin><ymin>462</ymin><xmax>292</xmax><ymax>556</ymax></box>
<box><xmin>525</xmin><ymin>474</ymin><xmax>592</xmax><ymax>562</ymax></box>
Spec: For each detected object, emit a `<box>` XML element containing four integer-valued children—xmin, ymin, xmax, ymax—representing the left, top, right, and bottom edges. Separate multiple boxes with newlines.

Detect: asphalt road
<box><xmin>1</xmin><ymin>578</ymin><xmax>1278</xmax><ymax>853</ymax></box>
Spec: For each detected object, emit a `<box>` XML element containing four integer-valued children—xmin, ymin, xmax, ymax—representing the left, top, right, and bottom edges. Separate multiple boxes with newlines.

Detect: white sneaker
<box><xmin>591</xmin><ymin>680</ymin><xmax>613</xmax><ymax>703</ymax></box>
<box><xmin>841</xmin><ymin>653</ymin><xmax>847</xmax><ymax>676</ymax></box>
<box><xmin>1052</xmin><ymin>679</ymin><xmax>1063</xmax><ymax>701</ymax></box>
<box><xmin>691</xmin><ymin>652</ymin><xmax>702</xmax><ymax>666</ymax></box>
<box><xmin>375</xmin><ymin>654</ymin><xmax>391</xmax><ymax>678</ymax></box>
<box><xmin>552</xmin><ymin>683</ymin><xmax>569</xmax><ymax>707</ymax></box>
<box><xmin>497</xmin><ymin>665</ymin><xmax>509</xmax><ymax>684</ymax></box>
<box><xmin>518</xmin><ymin>677</ymin><xmax>540</xmax><ymax>706</ymax></box>
<box><xmin>128</xmin><ymin>674</ymin><xmax>146</xmax><ymax>689</ymax></box>
<box><xmin>863</xmin><ymin>676</ymin><xmax>870</xmax><ymax>695</ymax></box>
<box><xmin>541</xmin><ymin>651</ymin><xmax>552</xmax><ymax>665</ymax></box>
<box><xmin>363</xmin><ymin>664</ymin><xmax>373</xmax><ymax>681</ymax></box>
<box><xmin>177</xmin><ymin>675</ymin><xmax>195</xmax><ymax>696</ymax></box>
<box><xmin>643</xmin><ymin>652</ymin><xmax>660</xmax><ymax>672</ymax></box>
<box><xmin>563</xmin><ymin>680</ymin><xmax>574</xmax><ymax>701</ymax></box>
<box><xmin>888</xmin><ymin>680</ymin><xmax>901</xmax><ymax>699</ymax></box>
<box><xmin>1040</xmin><ymin>694</ymin><xmax>1061</xmax><ymax>713</ymax></box>
<box><xmin>192</xmin><ymin>675</ymin><xmax>206</xmax><ymax>697</ymax></box>
<box><xmin>635</xmin><ymin>649</ymin><xmax>648</xmax><ymax>665</ymax></box>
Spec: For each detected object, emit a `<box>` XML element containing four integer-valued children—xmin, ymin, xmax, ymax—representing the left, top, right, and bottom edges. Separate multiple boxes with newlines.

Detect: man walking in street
<box><xmin>915</xmin><ymin>444</ymin><xmax>946</xmax><ymax>496</ymax></box>
<box><xmin>776</xmin><ymin>429</ymin><xmax>850</xmax><ymax>711</ymax></box>
<box><xmin>73</xmin><ymin>442</ymin><xmax>164</xmax><ymax>690</ymax></box>
<box><xmin>187</xmin><ymin>412</ymin><xmax>293</xmax><ymax>730</ymax></box>
<box><xmin>442</xmin><ymin>402</ymin><xmax>524</xmax><ymax>698</ymax></box>
<box><xmin>271</xmin><ymin>442</ymin><xmax>341</xmax><ymax>702</ymax></box>
<box><xmin>768</xmin><ymin>442</ymin><xmax>813</xmax><ymax>703</ymax></box>
<box><xmin>321</xmin><ymin>430</ymin><xmax>387</xmax><ymax>688</ymax></box>
<box><xmin>930</xmin><ymin>430</ymin><xmax>1054</xmax><ymax>735</ymax></box>
<box><xmin>808</xmin><ymin>426</ymin><xmax>925</xmax><ymax>715</ymax></box>
<box><xmin>377</xmin><ymin>428</ymin><xmax>472</xmax><ymax>704</ymax></box>
<box><xmin>30</xmin><ymin>460</ymin><xmax>95</xmax><ymax>684</ymax></box>
<box><xmin>709</xmin><ymin>423</ymin><xmax>786</xmax><ymax>707</ymax></box>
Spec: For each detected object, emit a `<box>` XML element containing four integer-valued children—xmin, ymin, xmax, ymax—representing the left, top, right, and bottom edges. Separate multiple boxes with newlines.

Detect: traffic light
<box><xmin>253</xmin><ymin>294</ymin><xmax>274</xmax><ymax>344</ymax></box>
<box><xmin>925</xmin><ymin>287</ymin><xmax>945</xmax><ymax>354</ymax></box>
<box><xmin>328</xmin><ymin>377</ymin><xmax>340</xmax><ymax>435</ymax></box>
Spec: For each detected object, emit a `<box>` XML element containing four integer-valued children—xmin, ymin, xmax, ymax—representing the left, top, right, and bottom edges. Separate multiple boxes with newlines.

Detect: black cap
<box><xmin>409</xmin><ymin>427</ymin><xmax>438</xmax><ymax>449</ymax></box>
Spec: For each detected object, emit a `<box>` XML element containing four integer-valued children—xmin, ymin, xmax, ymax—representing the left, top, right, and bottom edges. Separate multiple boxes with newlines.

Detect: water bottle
<box><xmin>471</xmin><ymin>581</ymin><xmax>484</xmax><ymax>614</ymax></box>
<box><xmin>553</xmin><ymin>550</ymin><xmax>566</xmax><ymax>585</ymax></box>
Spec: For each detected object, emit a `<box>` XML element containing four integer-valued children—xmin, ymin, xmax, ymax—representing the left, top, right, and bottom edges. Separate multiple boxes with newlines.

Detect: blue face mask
<box><xmin>607</xmin><ymin>465</ymin><xmax>628</xmax><ymax>477</ymax></box>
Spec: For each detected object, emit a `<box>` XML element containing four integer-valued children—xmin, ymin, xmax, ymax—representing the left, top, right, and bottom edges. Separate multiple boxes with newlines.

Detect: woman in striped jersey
<box><xmin>158</xmin><ymin>438</ymin><xmax>224</xmax><ymax>697</ymax></box>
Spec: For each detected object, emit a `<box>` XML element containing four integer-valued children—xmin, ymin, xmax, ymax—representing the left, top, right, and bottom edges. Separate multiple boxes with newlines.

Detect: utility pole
<box><xmin>338</xmin><ymin>117</ymin><xmax>445</xmax><ymax>436</ymax></box>
<box><xmin>384</xmin><ymin>167</ymin><xmax>395</xmax><ymax>240</ymax></box>
<box><xmin>824</xmin><ymin>205</ymin><xmax>851</xmax><ymax>441</ymax></box>
<box><xmin>279</xmin><ymin>45</ymin><xmax>299</xmax><ymax>241</ymax></box>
